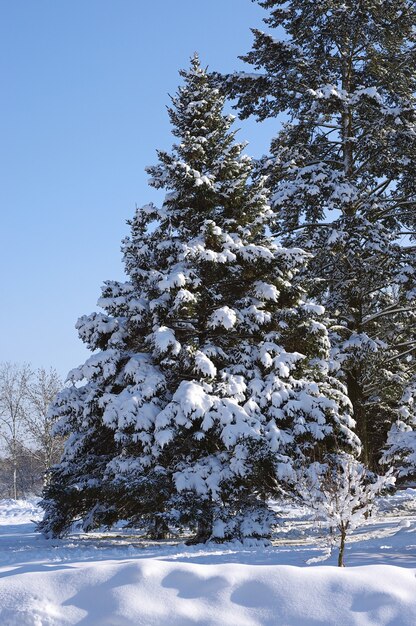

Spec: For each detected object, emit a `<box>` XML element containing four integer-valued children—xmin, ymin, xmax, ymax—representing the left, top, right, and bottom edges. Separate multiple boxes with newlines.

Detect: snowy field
<box><xmin>0</xmin><ymin>492</ymin><xmax>416</xmax><ymax>625</ymax></box>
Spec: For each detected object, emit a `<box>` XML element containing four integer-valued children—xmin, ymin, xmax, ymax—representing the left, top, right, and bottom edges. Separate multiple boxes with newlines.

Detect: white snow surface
<box><xmin>1</xmin><ymin>492</ymin><xmax>416</xmax><ymax>625</ymax></box>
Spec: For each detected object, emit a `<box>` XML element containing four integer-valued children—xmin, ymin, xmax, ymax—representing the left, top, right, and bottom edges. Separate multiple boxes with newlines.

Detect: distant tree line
<box><xmin>0</xmin><ymin>363</ymin><xmax>63</xmax><ymax>498</ymax></box>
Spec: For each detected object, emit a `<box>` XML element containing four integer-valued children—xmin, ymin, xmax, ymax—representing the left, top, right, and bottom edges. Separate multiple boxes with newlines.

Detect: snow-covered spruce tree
<box><xmin>219</xmin><ymin>0</ymin><xmax>416</xmax><ymax>468</ymax></box>
<box><xmin>40</xmin><ymin>55</ymin><xmax>359</xmax><ymax>541</ymax></box>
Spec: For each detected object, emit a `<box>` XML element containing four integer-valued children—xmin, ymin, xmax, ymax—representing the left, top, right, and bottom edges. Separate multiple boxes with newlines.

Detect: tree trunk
<box><xmin>338</xmin><ymin>524</ymin><xmax>347</xmax><ymax>567</ymax></box>
<box><xmin>13</xmin><ymin>465</ymin><xmax>17</xmax><ymax>500</ymax></box>
<box><xmin>149</xmin><ymin>517</ymin><xmax>169</xmax><ymax>540</ymax></box>
<box><xmin>346</xmin><ymin>369</ymin><xmax>370</xmax><ymax>467</ymax></box>
<box><xmin>186</xmin><ymin>509</ymin><xmax>213</xmax><ymax>545</ymax></box>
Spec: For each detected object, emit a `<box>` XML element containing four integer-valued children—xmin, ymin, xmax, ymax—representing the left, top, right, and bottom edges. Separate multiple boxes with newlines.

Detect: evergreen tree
<box><xmin>382</xmin><ymin>378</ymin><xmax>416</xmax><ymax>479</ymax></box>
<box><xmin>220</xmin><ymin>0</ymin><xmax>416</xmax><ymax>468</ymax></box>
<box><xmin>41</xmin><ymin>56</ymin><xmax>359</xmax><ymax>541</ymax></box>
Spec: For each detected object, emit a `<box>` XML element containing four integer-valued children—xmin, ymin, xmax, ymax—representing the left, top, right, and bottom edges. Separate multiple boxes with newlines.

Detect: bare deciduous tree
<box><xmin>0</xmin><ymin>363</ymin><xmax>64</xmax><ymax>498</ymax></box>
<box><xmin>24</xmin><ymin>367</ymin><xmax>63</xmax><ymax>482</ymax></box>
<box><xmin>0</xmin><ymin>362</ymin><xmax>32</xmax><ymax>499</ymax></box>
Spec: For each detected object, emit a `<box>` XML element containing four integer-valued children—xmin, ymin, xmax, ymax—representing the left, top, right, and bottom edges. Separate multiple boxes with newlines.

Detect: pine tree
<box><xmin>41</xmin><ymin>55</ymin><xmax>359</xmax><ymax>541</ymax></box>
<box><xmin>220</xmin><ymin>0</ymin><xmax>416</xmax><ymax>468</ymax></box>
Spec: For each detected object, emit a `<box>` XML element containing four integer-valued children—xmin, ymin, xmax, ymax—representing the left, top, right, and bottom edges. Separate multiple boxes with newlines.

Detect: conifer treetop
<box><xmin>234</xmin><ymin>0</ymin><xmax>416</xmax><ymax>119</ymax></box>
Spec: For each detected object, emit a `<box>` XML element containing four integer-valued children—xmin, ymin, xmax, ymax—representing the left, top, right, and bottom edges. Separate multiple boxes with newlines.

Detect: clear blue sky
<box><xmin>0</xmin><ymin>0</ymin><xmax>277</xmax><ymax>379</ymax></box>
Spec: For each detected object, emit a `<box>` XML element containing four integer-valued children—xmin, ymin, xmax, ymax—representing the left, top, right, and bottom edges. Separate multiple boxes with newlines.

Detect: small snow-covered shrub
<box><xmin>296</xmin><ymin>453</ymin><xmax>395</xmax><ymax>566</ymax></box>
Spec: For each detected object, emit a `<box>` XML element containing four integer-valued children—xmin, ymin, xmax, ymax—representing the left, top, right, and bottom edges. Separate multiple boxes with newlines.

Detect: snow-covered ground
<box><xmin>0</xmin><ymin>491</ymin><xmax>416</xmax><ymax>625</ymax></box>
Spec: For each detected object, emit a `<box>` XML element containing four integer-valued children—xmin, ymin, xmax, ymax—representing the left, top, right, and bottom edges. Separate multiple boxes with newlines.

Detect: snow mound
<box><xmin>1</xmin><ymin>494</ymin><xmax>416</xmax><ymax>624</ymax></box>
<box><xmin>1</xmin><ymin>560</ymin><xmax>416</xmax><ymax>626</ymax></box>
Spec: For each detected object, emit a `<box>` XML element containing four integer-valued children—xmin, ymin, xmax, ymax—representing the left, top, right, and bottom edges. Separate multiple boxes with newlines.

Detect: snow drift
<box><xmin>1</xmin><ymin>559</ymin><xmax>416</xmax><ymax>626</ymax></box>
<box><xmin>1</xmin><ymin>495</ymin><xmax>416</xmax><ymax>625</ymax></box>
